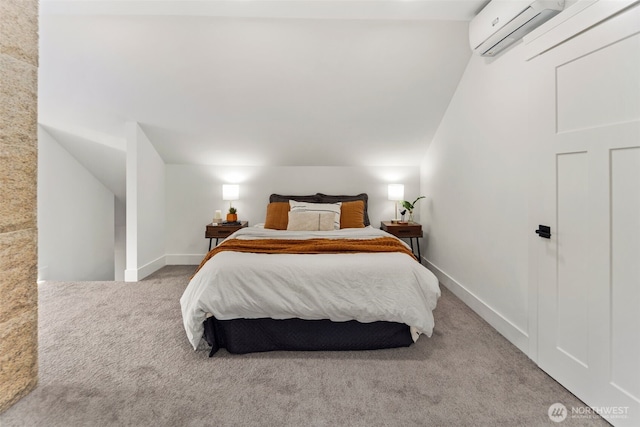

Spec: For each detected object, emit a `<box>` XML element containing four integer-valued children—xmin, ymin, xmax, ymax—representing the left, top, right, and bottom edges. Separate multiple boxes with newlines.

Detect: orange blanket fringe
<box><xmin>193</xmin><ymin>237</ymin><xmax>417</xmax><ymax>276</ymax></box>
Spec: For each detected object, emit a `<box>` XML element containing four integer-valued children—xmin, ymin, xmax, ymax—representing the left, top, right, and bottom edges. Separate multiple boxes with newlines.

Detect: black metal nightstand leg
<box><xmin>209</xmin><ymin>238</ymin><xmax>222</xmax><ymax>251</ymax></box>
<box><xmin>408</xmin><ymin>238</ymin><xmax>421</xmax><ymax>261</ymax></box>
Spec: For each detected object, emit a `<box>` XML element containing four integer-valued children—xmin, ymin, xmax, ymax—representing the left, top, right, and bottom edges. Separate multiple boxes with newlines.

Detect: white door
<box><xmin>531</xmin><ymin>4</ymin><xmax>640</xmax><ymax>426</ymax></box>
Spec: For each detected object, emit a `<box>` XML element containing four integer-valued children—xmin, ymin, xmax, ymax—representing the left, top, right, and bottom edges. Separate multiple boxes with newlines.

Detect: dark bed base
<box><xmin>203</xmin><ymin>317</ymin><xmax>414</xmax><ymax>357</ymax></box>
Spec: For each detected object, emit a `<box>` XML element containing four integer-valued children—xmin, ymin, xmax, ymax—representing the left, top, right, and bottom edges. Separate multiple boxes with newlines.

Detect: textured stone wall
<box><xmin>0</xmin><ymin>0</ymin><xmax>39</xmax><ymax>413</ymax></box>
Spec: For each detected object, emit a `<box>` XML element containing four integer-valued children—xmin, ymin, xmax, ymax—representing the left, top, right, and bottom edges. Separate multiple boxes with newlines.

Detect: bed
<box><xmin>180</xmin><ymin>193</ymin><xmax>441</xmax><ymax>356</ymax></box>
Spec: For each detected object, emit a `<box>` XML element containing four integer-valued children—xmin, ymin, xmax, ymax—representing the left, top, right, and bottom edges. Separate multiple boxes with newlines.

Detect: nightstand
<box><xmin>380</xmin><ymin>221</ymin><xmax>423</xmax><ymax>261</ymax></box>
<box><xmin>206</xmin><ymin>221</ymin><xmax>248</xmax><ymax>250</ymax></box>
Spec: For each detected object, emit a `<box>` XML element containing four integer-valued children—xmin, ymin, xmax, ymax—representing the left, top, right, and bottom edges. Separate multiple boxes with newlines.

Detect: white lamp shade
<box><xmin>222</xmin><ymin>184</ymin><xmax>239</xmax><ymax>201</ymax></box>
<box><xmin>388</xmin><ymin>184</ymin><xmax>404</xmax><ymax>201</ymax></box>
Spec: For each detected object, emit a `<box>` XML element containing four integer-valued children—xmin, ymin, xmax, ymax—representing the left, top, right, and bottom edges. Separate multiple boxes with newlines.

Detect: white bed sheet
<box><xmin>180</xmin><ymin>227</ymin><xmax>441</xmax><ymax>350</ymax></box>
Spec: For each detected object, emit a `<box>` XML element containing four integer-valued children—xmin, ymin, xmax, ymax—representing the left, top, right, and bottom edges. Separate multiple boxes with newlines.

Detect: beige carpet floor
<box><xmin>0</xmin><ymin>265</ymin><xmax>607</xmax><ymax>426</ymax></box>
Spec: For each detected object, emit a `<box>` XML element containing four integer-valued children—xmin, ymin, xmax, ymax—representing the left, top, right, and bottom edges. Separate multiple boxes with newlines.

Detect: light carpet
<box><xmin>0</xmin><ymin>266</ymin><xmax>606</xmax><ymax>426</ymax></box>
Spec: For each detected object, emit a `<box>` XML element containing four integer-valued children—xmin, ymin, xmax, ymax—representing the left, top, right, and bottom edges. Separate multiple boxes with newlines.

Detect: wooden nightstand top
<box><xmin>380</xmin><ymin>221</ymin><xmax>423</xmax><ymax>238</ymax></box>
<box><xmin>206</xmin><ymin>221</ymin><xmax>248</xmax><ymax>238</ymax></box>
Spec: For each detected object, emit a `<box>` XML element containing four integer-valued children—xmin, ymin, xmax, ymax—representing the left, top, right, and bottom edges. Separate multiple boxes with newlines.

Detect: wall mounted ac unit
<box><xmin>469</xmin><ymin>0</ymin><xmax>565</xmax><ymax>56</ymax></box>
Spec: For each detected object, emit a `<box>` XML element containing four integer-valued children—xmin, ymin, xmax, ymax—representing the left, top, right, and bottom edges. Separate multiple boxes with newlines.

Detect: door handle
<box><xmin>535</xmin><ymin>225</ymin><xmax>551</xmax><ymax>239</ymax></box>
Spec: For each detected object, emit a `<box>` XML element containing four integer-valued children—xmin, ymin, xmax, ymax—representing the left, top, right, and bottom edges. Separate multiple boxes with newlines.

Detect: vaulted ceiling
<box><xmin>38</xmin><ymin>0</ymin><xmax>487</xmax><ymax>168</ymax></box>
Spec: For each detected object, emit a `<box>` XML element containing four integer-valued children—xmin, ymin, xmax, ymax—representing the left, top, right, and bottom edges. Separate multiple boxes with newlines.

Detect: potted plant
<box><xmin>401</xmin><ymin>196</ymin><xmax>425</xmax><ymax>223</ymax></box>
<box><xmin>226</xmin><ymin>207</ymin><xmax>238</xmax><ymax>223</ymax></box>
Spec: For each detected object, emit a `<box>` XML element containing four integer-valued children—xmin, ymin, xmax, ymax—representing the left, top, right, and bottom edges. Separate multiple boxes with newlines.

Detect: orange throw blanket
<box><xmin>194</xmin><ymin>237</ymin><xmax>417</xmax><ymax>276</ymax></box>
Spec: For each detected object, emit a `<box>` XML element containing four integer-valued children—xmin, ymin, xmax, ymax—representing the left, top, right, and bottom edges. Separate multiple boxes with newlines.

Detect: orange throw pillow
<box><xmin>340</xmin><ymin>200</ymin><xmax>365</xmax><ymax>228</ymax></box>
<box><xmin>264</xmin><ymin>202</ymin><xmax>290</xmax><ymax>230</ymax></box>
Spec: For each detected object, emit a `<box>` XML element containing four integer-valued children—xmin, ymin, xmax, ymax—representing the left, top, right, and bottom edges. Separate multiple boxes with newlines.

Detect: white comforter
<box><xmin>180</xmin><ymin>227</ymin><xmax>441</xmax><ymax>350</ymax></box>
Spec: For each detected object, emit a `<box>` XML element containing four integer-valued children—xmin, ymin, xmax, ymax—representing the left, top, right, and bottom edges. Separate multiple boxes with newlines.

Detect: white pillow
<box><xmin>287</xmin><ymin>211</ymin><xmax>335</xmax><ymax>231</ymax></box>
<box><xmin>289</xmin><ymin>200</ymin><xmax>341</xmax><ymax>230</ymax></box>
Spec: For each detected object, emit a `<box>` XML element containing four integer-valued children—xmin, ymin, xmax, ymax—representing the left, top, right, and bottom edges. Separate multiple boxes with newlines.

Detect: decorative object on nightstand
<box><xmin>206</xmin><ymin>221</ymin><xmax>248</xmax><ymax>251</ymax></box>
<box><xmin>222</xmin><ymin>184</ymin><xmax>240</xmax><ymax>223</ymax></box>
<box><xmin>212</xmin><ymin>210</ymin><xmax>222</xmax><ymax>225</ymax></box>
<box><xmin>387</xmin><ymin>184</ymin><xmax>404</xmax><ymax>223</ymax></box>
<box><xmin>401</xmin><ymin>196</ymin><xmax>425</xmax><ymax>223</ymax></box>
<box><xmin>227</xmin><ymin>207</ymin><xmax>238</xmax><ymax>223</ymax></box>
<box><xmin>380</xmin><ymin>221</ymin><xmax>423</xmax><ymax>261</ymax></box>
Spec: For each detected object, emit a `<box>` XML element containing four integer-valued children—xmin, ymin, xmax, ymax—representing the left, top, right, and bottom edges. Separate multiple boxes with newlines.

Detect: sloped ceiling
<box><xmin>39</xmin><ymin>0</ymin><xmax>486</xmax><ymax>167</ymax></box>
<box><xmin>40</xmin><ymin>124</ymin><xmax>127</xmax><ymax>201</ymax></box>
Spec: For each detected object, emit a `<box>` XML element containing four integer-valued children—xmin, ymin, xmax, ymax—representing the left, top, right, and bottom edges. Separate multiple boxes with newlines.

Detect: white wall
<box><xmin>125</xmin><ymin>122</ymin><xmax>166</xmax><ymax>281</ymax></box>
<box><xmin>422</xmin><ymin>3</ymin><xmax>640</xmax><ymax>354</ymax></box>
<box><xmin>114</xmin><ymin>198</ymin><xmax>126</xmax><ymax>281</ymax></box>
<box><xmin>165</xmin><ymin>165</ymin><xmax>421</xmax><ymax>263</ymax></box>
<box><xmin>420</xmin><ymin>45</ymin><xmax>532</xmax><ymax>352</ymax></box>
<box><xmin>38</xmin><ymin>126</ymin><xmax>115</xmax><ymax>281</ymax></box>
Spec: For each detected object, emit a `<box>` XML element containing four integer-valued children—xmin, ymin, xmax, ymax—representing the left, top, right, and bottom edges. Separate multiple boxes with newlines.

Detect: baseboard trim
<box><xmin>124</xmin><ymin>255</ymin><xmax>166</xmax><ymax>282</ymax></box>
<box><xmin>165</xmin><ymin>254</ymin><xmax>205</xmax><ymax>265</ymax></box>
<box><xmin>424</xmin><ymin>258</ymin><xmax>530</xmax><ymax>356</ymax></box>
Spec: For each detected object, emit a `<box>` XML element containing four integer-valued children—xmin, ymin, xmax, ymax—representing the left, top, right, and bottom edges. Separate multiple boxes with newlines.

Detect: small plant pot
<box><xmin>226</xmin><ymin>213</ymin><xmax>237</xmax><ymax>222</ymax></box>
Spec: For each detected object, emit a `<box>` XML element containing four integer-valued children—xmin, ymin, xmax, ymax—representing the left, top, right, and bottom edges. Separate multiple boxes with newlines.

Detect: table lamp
<box><xmin>388</xmin><ymin>184</ymin><xmax>404</xmax><ymax>223</ymax></box>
